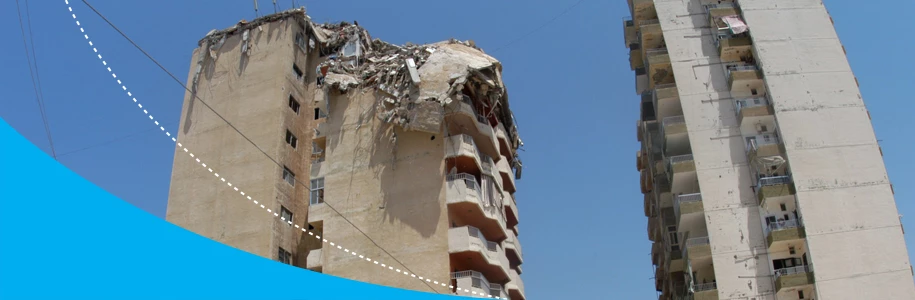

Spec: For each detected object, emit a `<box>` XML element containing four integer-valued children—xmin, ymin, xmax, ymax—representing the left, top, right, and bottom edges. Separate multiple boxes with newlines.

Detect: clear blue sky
<box><xmin>2</xmin><ymin>0</ymin><xmax>913</xmax><ymax>298</ymax></box>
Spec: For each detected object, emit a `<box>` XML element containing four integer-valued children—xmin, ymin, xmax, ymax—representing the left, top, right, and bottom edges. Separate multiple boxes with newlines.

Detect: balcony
<box><xmin>646</xmin><ymin>48</ymin><xmax>674</xmax><ymax>90</ymax></box>
<box><xmin>313</xmin><ymin>121</ymin><xmax>327</xmax><ymax>140</ymax></box>
<box><xmin>652</xmin><ymin>241</ymin><xmax>662</xmax><ymax>266</ymax></box>
<box><xmin>666</xmin><ymin>154</ymin><xmax>697</xmax><ymax>193</ymax></box>
<box><xmin>662</xmin><ymin>115</ymin><xmax>686</xmax><ymax>136</ymax></box>
<box><xmin>648</xmin><ymin>215</ymin><xmax>661</xmax><ymax>242</ymax></box>
<box><xmin>630</xmin><ymin>42</ymin><xmax>644</xmax><ymax>70</ymax></box>
<box><xmin>623</xmin><ymin>18</ymin><xmax>638</xmax><ymax>48</ymax></box>
<box><xmin>727</xmin><ymin>65</ymin><xmax>764</xmax><ymax>93</ymax></box>
<box><xmin>746</xmin><ymin>134</ymin><xmax>783</xmax><ymax>163</ymax></box>
<box><xmin>653</xmin><ymin>83</ymin><xmax>681</xmax><ymax>120</ymax></box>
<box><xmin>494</xmin><ymin>122</ymin><xmax>512</xmax><ymax>157</ymax></box>
<box><xmin>635</xmin><ymin>67</ymin><xmax>648</xmax><ymax>95</ymax></box>
<box><xmin>683</xmin><ymin>235</ymin><xmax>711</xmax><ymax>260</ymax></box>
<box><xmin>506</xmin><ymin>267</ymin><xmax>526</xmax><ymax>300</ymax></box>
<box><xmin>630</xmin><ymin>0</ymin><xmax>657</xmax><ymax>25</ymax></box>
<box><xmin>666</xmin><ymin>247</ymin><xmax>685</xmax><ymax>273</ymax></box>
<box><xmin>774</xmin><ymin>265</ymin><xmax>815</xmax><ymax>293</ymax></box>
<box><xmin>446</xmin><ymin>173</ymin><xmax>507</xmax><ymax>240</ymax></box>
<box><xmin>734</xmin><ymin>96</ymin><xmax>774</xmax><ymax>126</ymax></box>
<box><xmin>755</xmin><ymin>175</ymin><xmax>796</xmax><ymax>206</ymax></box>
<box><xmin>306</xmin><ymin>248</ymin><xmax>322</xmax><ymax>271</ymax></box>
<box><xmin>451</xmin><ymin>271</ymin><xmax>509</xmax><ymax>299</ymax></box>
<box><xmin>765</xmin><ymin>219</ymin><xmax>806</xmax><ymax>248</ymax></box>
<box><xmin>503</xmin><ymin>191</ymin><xmax>519</xmax><ymax>229</ymax></box>
<box><xmin>503</xmin><ymin>228</ymin><xmax>523</xmax><ymax>266</ymax></box>
<box><xmin>445</xmin><ymin>96</ymin><xmax>499</xmax><ymax>157</ymax></box>
<box><xmin>675</xmin><ymin>193</ymin><xmax>704</xmax><ymax>229</ymax></box>
<box><xmin>446</xmin><ymin>134</ymin><xmax>484</xmax><ymax>173</ymax></box>
<box><xmin>693</xmin><ymin>282</ymin><xmax>719</xmax><ymax>300</ymax></box>
<box><xmin>449</xmin><ymin>226</ymin><xmax>510</xmax><ymax>281</ymax></box>
<box><xmin>716</xmin><ymin>33</ymin><xmax>753</xmax><ymax>63</ymax></box>
<box><xmin>497</xmin><ymin>155</ymin><xmax>516</xmax><ymax>193</ymax></box>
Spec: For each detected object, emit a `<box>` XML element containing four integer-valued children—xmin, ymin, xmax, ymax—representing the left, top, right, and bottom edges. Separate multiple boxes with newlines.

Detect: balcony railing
<box><xmin>663</xmin><ymin>115</ymin><xmax>685</xmax><ymax>127</ymax></box>
<box><xmin>756</xmin><ymin>175</ymin><xmax>791</xmax><ymax>189</ymax></box>
<box><xmin>735</xmin><ymin>96</ymin><xmax>769</xmax><ymax>115</ymax></box>
<box><xmin>656</xmin><ymin>83</ymin><xmax>676</xmax><ymax>90</ymax></box>
<box><xmin>669</xmin><ymin>154</ymin><xmax>694</xmax><ymax>164</ymax></box>
<box><xmin>704</xmin><ymin>2</ymin><xmax>737</xmax><ymax>10</ymax></box>
<box><xmin>686</xmin><ymin>236</ymin><xmax>710</xmax><ymax>247</ymax></box>
<box><xmin>774</xmin><ymin>265</ymin><xmax>813</xmax><ymax>278</ymax></box>
<box><xmin>646</xmin><ymin>48</ymin><xmax>669</xmax><ymax>56</ymax></box>
<box><xmin>467</xmin><ymin>226</ymin><xmax>499</xmax><ymax>252</ymax></box>
<box><xmin>768</xmin><ymin>218</ymin><xmax>801</xmax><ymax>232</ymax></box>
<box><xmin>447</xmin><ymin>173</ymin><xmax>484</xmax><ymax>203</ymax></box>
<box><xmin>451</xmin><ymin>270</ymin><xmax>506</xmax><ymax>298</ymax></box>
<box><xmin>694</xmin><ymin>282</ymin><xmax>717</xmax><ymax>292</ymax></box>
<box><xmin>726</xmin><ymin>64</ymin><xmax>759</xmax><ymax>80</ymax></box>
<box><xmin>678</xmin><ymin>193</ymin><xmax>702</xmax><ymax>204</ymax></box>
<box><xmin>640</xmin><ymin>19</ymin><xmax>660</xmax><ymax>26</ymax></box>
<box><xmin>747</xmin><ymin>135</ymin><xmax>780</xmax><ymax>153</ymax></box>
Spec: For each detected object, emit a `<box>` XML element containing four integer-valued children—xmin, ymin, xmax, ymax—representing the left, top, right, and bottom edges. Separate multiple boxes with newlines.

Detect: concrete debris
<box><xmin>198</xmin><ymin>7</ymin><xmax>523</xmax><ymax>160</ymax></box>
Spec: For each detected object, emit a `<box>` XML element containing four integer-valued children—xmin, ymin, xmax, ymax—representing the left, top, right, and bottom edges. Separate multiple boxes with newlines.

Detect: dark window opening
<box><xmin>286</xmin><ymin>130</ymin><xmax>298</xmax><ymax>149</ymax></box>
<box><xmin>283</xmin><ymin>167</ymin><xmax>295</xmax><ymax>186</ymax></box>
<box><xmin>292</xmin><ymin>64</ymin><xmax>303</xmax><ymax>80</ymax></box>
<box><xmin>288</xmin><ymin>96</ymin><xmax>301</xmax><ymax>114</ymax></box>
<box><xmin>280</xmin><ymin>206</ymin><xmax>293</xmax><ymax>226</ymax></box>
<box><xmin>278</xmin><ymin>247</ymin><xmax>292</xmax><ymax>264</ymax></box>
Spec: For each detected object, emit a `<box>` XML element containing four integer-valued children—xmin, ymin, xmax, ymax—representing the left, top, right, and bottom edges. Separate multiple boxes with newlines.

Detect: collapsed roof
<box><xmin>197</xmin><ymin>8</ymin><xmax>523</xmax><ymax>174</ymax></box>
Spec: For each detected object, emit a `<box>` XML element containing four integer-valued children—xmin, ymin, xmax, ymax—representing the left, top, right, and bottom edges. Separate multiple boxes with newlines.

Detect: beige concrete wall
<box><xmin>740</xmin><ymin>0</ymin><xmax>915</xmax><ymax>298</ymax></box>
<box><xmin>166</xmin><ymin>18</ymin><xmax>311</xmax><ymax>262</ymax></box>
<box><xmin>307</xmin><ymin>86</ymin><xmax>452</xmax><ymax>293</ymax></box>
<box><xmin>654</xmin><ymin>1</ymin><xmax>774</xmax><ymax>299</ymax></box>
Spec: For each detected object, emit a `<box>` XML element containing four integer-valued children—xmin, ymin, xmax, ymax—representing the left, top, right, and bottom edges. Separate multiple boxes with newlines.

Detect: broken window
<box><xmin>312</xmin><ymin>142</ymin><xmax>325</xmax><ymax>163</ymax></box>
<box><xmin>295</xmin><ymin>32</ymin><xmax>307</xmax><ymax>51</ymax></box>
<box><xmin>310</xmin><ymin>178</ymin><xmax>325</xmax><ymax>205</ymax></box>
<box><xmin>314</xmin><ymin>108</ymin><xmax>327</xmax><ymax>120</ymax></box>
<box><xmin>289</xmin><ymin>95</ymin><xmax>301</xmax><ymax>115</ymax></box>
<box><xmin>278</xmin><ymin>247</ymin><xmax>292</xmax><ymax>264</ymax></box>
<box><xmin>292</xmin><ymin>64</ymin><xmax>304</xmax><ymax>81</ymax></box>
<box><xmin>286</xmin><ymin>130</ymin><xmax>298</xmax><ymax>149</ymax></box>
<box><xmin>280</xmin><ymin>206</ymin><xmax>294</xmax><ymax>226</ymax></box>
<box><xmin>283</xmin><ymin>167</ymin><xmax>295</xmax><ymax>186</ymax></box>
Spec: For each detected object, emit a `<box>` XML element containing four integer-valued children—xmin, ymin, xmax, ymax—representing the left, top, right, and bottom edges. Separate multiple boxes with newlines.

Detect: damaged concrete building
<box><xmin>164</xmin><ymin>8</ymin><xmax>525</xmax><ymax>300</ymax></box>
<box><xmin>628</xmin><ymin>0</ymin><xmax>915</xmax><ymax>300</ymax></box>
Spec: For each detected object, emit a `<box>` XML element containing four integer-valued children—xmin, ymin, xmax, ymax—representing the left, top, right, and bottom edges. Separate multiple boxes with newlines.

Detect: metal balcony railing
<box><xmin>756</xmin><ymin>175</ymin><xmax>791</xmax><ymax>189</ymax></box>
<box><xmin>451</xmin><ymin>270</ymin><xmax>504</xmax><ymax>297</ymax></box>
<box><xmin>735</xmin><ymin>96</ymin><xmax>769</xmax><ymax>115</ymax></box>
<box><xmin>694</xmin><ymin>282</ymin><xmax>717</xmax><ymax>292</ymax></box>
<box><xmin>669</xmin><ymin>154</ymin><xmax>694</xmax><ymax>164</ymax></box>
<box><xmin>747</xmin><ymin>134</ymin><xmax>780</xmax><ymax>154</ymax></box>
<box><xmin>686</xmin><ymin>236</ymin><xmax>710</xmax><ymax>247</ymax></box>
<box><xmin>640</xmin><ymin>19</ymin><xmax>660</xmax><ymax>26</ymax></box>
<box><xmin>726</xmin><ymin>64</ymin><xmax>759</xmax><ymax>80</ymax></box>
<box><xmin>467</xmin><ymin>226</ymin><xmax>499</xmax><ymax>252</ymax></box>
<box><xmin>678</xmin><ymin>193</ymin><xmax>702</xmax><ymax>203</ymax></box>
<box><xmin>774</xmin><ymin>265</ymin><xmax>813</xmax><ymax>278</ymax></box>
<box><xmin>663</xmin><ymin>115</ymin><xmax>686</xmax><ymax>127</ymax></box>
<box><xmin>767</xmin><ymin>218</ymin><xmax>802</xmax><ymax>233</ymax></box>
<box><xmin>447</xmin><ymin>173</ymin><xmax>484</xmax><ymax>202</ymax></box>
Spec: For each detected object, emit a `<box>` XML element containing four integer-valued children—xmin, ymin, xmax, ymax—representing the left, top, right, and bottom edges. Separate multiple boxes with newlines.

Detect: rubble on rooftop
<box><xmin>196</xmin><ymin>8</ymin><xmax>523</xmax><ymax>163</ymax></box>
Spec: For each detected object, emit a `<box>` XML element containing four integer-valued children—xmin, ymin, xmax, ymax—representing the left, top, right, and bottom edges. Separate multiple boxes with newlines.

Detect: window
<box><xmin>292</xmin><ymin>64</ymin><xmax>303</xmax><ymax>81</ymax></box>
<box><xmin>280</xmin><ymin>206</ymin><xmax>293</xmax><ymax>226</ymax></box>
<box><xmin>667</xmin><ymin>226</ymin><xmax>679</xmax><ymax>251</ymax></box>
<box><xmin>288</xmin><ymin>95</ymin><xmax>300</xmax><ymax>115</ymax></box>
<box><xmin>779</xmin><ymin>203</ymin><xmax>787</xmax><ymax>211</ymax></box>
<box><xmin>285</xmin><ymin>130</ymin><xmax>298</xmax><ymax>149</ymax></box>
<box><xmin>294</xmin><ymin>32</ymin><xmax>306</xmax><ymax>51</ymax></box>
<box><xmin>314</xmin><ymin>108</ymin><xmax>327</xmax><ymax>120</ymax></box>
<box><xmin>278</xmin><ymin>247</ymin><xmax>292</xmax><ymax>264</ymax></box>
<box><xmin>310</xmin><ymin>178</ymin><xmax>325</xmax><ymax>205</ymax></box>
<box><xmin>751</xmin><ymin>88</ymin><xmax>758</xmax><ymax>95</ymax></box>
<box><xmin>789</xmin><ymin>246</ymin><xmax>796</xmax><ymax>255</ymax></box>
<box><xmin>283</xmin><ymin>167</ymin><xmax>295</xmax><ymax>186</ymax></box>
<box><xmin>798</xmin><ymin>290</ymin><xmax>805</xmax><ymax>299</ymax></box>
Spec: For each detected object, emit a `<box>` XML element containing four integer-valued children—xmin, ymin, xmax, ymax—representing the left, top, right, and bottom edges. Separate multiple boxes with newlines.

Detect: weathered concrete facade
<box><xmin>165</xmin><ymin>8</ymin><xmax>524</xmax><ymax>300</ymax></box>
<box><xmin>628</xmin><ymin>0</ymin><xmax>914</xmax><ymax>299</ymax></box>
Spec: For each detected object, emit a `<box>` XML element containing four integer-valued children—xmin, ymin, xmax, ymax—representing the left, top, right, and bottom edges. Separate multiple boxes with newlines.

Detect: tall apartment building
<box><xmin>627</xmin><ymin>0</ymin><xmax>915</xmax><ymax>299</ymax></box>
<box><xmin>165</xmin><ymin>9</ymin><xmax>525</xmax><ymax>300</ymax></box>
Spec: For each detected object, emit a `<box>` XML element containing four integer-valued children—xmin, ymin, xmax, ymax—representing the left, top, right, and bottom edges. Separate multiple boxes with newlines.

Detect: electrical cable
<box><xmin>79</xmin><ymin>0</ymin><xmax>438</xmax><ymax>292</ymax></box>
<box><xmin>16</xmin><ymin>0</ymin><xmax>57</xmax><ymax>160</ymax></box>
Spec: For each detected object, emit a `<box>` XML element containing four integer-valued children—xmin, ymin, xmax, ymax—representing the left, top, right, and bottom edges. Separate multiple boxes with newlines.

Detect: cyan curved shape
<box><xmin>0</xmin><ymin>118</ymin><xmax>474</xmax><ymax>300</ymax></box>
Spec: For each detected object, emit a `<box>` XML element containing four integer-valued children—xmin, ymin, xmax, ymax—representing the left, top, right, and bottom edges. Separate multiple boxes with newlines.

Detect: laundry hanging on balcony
<box><xmin>720</xmin><ymin>15</ymin><xmax>749</xmax><ymax>34</ymax></box>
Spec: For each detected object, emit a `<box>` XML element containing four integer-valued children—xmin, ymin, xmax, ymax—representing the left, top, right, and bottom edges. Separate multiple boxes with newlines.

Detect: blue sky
<box><xmin>2</xmin><ymin>0</ymin><xmax>913</xmax><ymax>299</ymax></box>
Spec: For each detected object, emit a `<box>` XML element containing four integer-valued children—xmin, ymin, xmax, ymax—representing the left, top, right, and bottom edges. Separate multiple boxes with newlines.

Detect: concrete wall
<box><xmin>166</xmin><ymin>18</ymin><xmax>310</xmax><ymax>262</ymax></box>
<box><xmin>654</xmin><ymin>1</ymin><xmax>774</xmax><ymax>299</ymax></box>
<box><xmin>307</xmin><ymin>86</ymin><xmax>452</xmax><ymax>293</ymax></box>
<box><xmin>740</xmin><ymin>0</ymin><xmax>915</xmax><ymax>298</ymax></box>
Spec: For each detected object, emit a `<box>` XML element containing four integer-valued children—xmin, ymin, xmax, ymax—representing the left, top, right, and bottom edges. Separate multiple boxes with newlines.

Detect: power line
<box><xmin>490</xmin><ymin>0</ymin><xmax>587</xmax><ymax>54</ymax></box>
<box><xmin>78</xmin><ymin>0</ymin><xmax>438</xmax><ymax>292</ymax></box>
<box><xmin>16</xmin><ymin>0</ymin><xmax>57</xmax><ymax>160</ymax></box>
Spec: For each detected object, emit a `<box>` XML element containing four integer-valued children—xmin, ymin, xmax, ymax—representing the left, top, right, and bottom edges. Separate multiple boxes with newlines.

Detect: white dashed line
<box><xmin>63</xmin><ymin>1</ymin><xmax>504</xmax><ymax>298</ymax></box>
